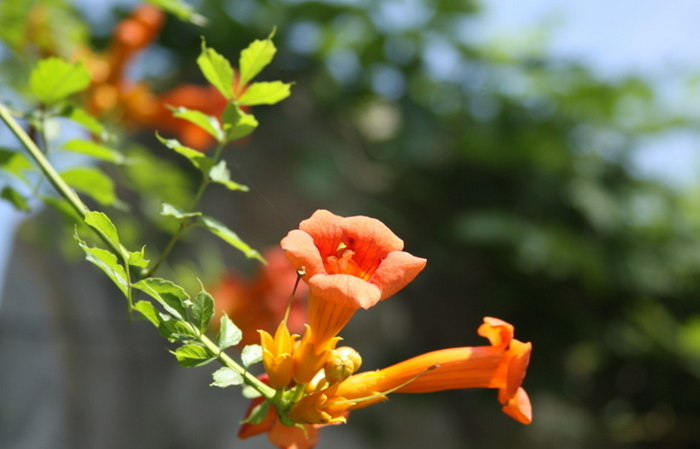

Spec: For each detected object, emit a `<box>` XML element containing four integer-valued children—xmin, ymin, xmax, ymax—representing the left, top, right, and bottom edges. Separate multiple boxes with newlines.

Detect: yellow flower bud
<box><xmin>324</xmin><ymin>346</ymin><xmax>362</xmax><ymax>385</ymax></box>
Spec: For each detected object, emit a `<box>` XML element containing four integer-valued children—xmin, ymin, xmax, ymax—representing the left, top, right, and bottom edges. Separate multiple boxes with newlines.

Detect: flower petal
<box><xmin>309</xmin><ymin>273</ymin><xmax>382</xmax><ymax>309</ymax></box>
<box><xmin>281</xmin><ymin>230</ymin><xmax>326</xmax><ymax>279</ymax></box>
<box><xmin>370</xmin><ymin>251</ymin><xmax>427</xmax><ymax>301</ymax></box>
<box><xmin>501</xmin><ymin>387</ymin><xmax>532</xmax><ymax>425</ymax></box>
<box><xmin>340</xmin><ymin>215</ymin><xmax>404</xmax><ymax>274</ymax></box>
<box><xmin>297</xmin><ymin>210</ymin><xmax>345</xmax><ymax>259</ymax></box>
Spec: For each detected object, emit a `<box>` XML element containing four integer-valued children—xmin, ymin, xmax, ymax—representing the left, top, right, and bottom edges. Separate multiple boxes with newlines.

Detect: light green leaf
<box><xmin>133</xmin><ymin>278</ymin><xmax>190</xmax><ymax>320</ymax></box>
<box><xmin>239</xmin><ymin>33</ymin><xmax>277</xmax><ymax>87</ymax></box>
<box><xmin>217</xmin><ymin>314</ymin><xmax>243</xmax><ymax>349</ymax></box>
<box><xmin>156</xmin><ymin>132</ymin><xmax>213</xmax><ymax>172</ymax></box>
<box><xmin>84</xmin><ymin>211</ymin><xmax>120</xmax><ymax>249</ymax></box>
<box><xmin>128</xmin><ymin>247</ymin><xmax>150</xmax><ymax>268</ymax></box>
<box><xmin>196</xmin><ymin>215</ymin><xmax>264</xmax><ymax>262</ymax></box>
<box><xmin>75</xmin><ymin>234</ymin><xmax>128</xmax><ymax>297</ymax></box>
<box><xmin>0</xmin><ymin>186</ymin><xmax>29</xmax><ymax>211</ymax></box>
<box><xmin>222</xmin><ymin>104</ymin><xmax>258</xmax><ymax>142</ymax></box>
<box><xmin>63</xmin><ymin>139</ymin><xmax>124</xmax><ymax>164</ymax></box>
<box><xmin>0</xmin><ymin>148</ymin><xmax>33</xmax><ymax>183</ymax></box>
<box><xmin>134</xmin><ymin>300</ymin><xmax>161</xmax><ymax>327</ymax></box>
<box><xmin>241</xmin><ymin>384</ymin><xmax>263</xmax><ymax>399</ymax></box>
<box><xmin>192</xmin><ymin>291</ymin><xmax>215</xmax><ymax>334</ymax></box>
<box><xmin>61</xmin><ymin>167</ymin><xmax>117</xmax><ymax>206</ymax></box>
<box><xmin>145</xmin><ymin>0</ymin><xmax>207</xmax><ymax>26</ymax></box>
<box><xmin>60</xmin><ymin>106</ymin><xmax>106</xmax><ymax>137</ymax></box>
<box><xmin>172</xmin><ymin>344</ymin><xmax>215</xmax><ymax>367</ymax></box>
<box><xmin>29</xmin><ymin>57</ymin><xmax>90</xmax><ymax>105</ymax></box>
<box><xmin>210</xmin><ymin>367</ymin><xmax>244</xmax><ymax>388</ymax></box>
<box><xmin>209</xmin><ymin>160</ymin><xmax>249</xmax><ymax>191</ymax></box>
<box><xmin>169</xmin><ymin>106</ymin><xmax>224</xmax><ymax>142</ymax></box>
<box><xmin>238</xmin><ymin>82</ymin><xmax>292</xmax><ymax>106</ymax></box>
<box><xmin>242</xmin><ymin>400</ymin><xmax>270</xmax><ymax>424</ymax></box>
<box><xmin>197</xmin><ymin>41</ymin><xmax>234</xmax><ymax>100</ymax></box>
<box><xmin>241</xmin><ymin>344</ymin><xmax>263</xmax><ymax>367</ymax></box>
<box><xmin>160</xmin><ymin>203</ymin><xmax>202</xmax><ymax>220</ymax></box>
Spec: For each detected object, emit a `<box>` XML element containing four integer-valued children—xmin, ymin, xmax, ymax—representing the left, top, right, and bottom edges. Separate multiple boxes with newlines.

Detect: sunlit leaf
<box><xmin>238</xmin><ymin>81</ymin><xmax>292</xmax><ymax>106</ymax></box>
<box><xmin>0</xmin><ymin>186</ymin><xmax>29</xmax><ymax>211</ymax></box>
<box><xmin>209</xmin><ymin>160</ymin><xmax>249</xmax><ymax>191</ymax></box>
<box><xmin>197</xmin><ymin>41</ymin><xmax>234</xmax><ymax>100</ymax></box>
<box><xmin>217</xmin><ymin>314</ymin><xmax>242</xmax><ymax>349</ymax></box>
<box><xmin>145</xmin><ymin>0</ymin><xmax>207</xmax><ymax>26</ymax></box>
<box><xmin>29</xmin><ymin>57</ymin><xmax>90</xmax><ymax>105</ymax></box>
<box><xmin>196</xmin><ymin>215</ymin><xmax>264</xmax><ymax>262</ymax></box>
<box><xmin>134</xmin><ymin>277</ymin><xmax>190</xmax><ymax>320</ymax></box>
<box><xmin>210</xmin><ymin>367</ymin><xmax>244</xmax><ymax>388</ymax></box>
<box><xmin>59</xmin><ymin>106</ymin><xmax>107</xmax><ymax>137</ymax></box>
<box><xmin>63</xmin><ymin>139</ymin><xmax>124</xmax><ymax>164</ymax></box>
<box><xmin>241</xmin><ymin>344</ymin><xmax>263</xmax><ymax>367</ymax></box>
<box><xmin>239</xmin><ymin>32</ymin><xmax>277</xmax><ymax>87</ymax></box>
<box><xmin>156</xmin><ymin>132</ymin><xmax>213</xmax><ymax>172</ymax></box>
<box><xmin>192</xmin><ymin>291</ymin><xmax>215</xmax><ymax>334</ymax></box>
<box><xmin>0</xmin><ymin>148</ymin><xmax>33</xmax><ymax>183</ymax></box>
<box><xmin>84</xmin><ymin>211</ymin><xmax>120</xmax><ymax>249</ymax></box>
<box><xmin>241</xmin><ymin>384</ymin><xmax>263</xmax><ymax>399</ymax></box>
<box><xmin>61</xmin><ymin>167</ymin><xmax>117</xmax><ymax>206</ymax></box>
<box><xmin>169</xmin><ymin>106</ymin><xmax>224</xmax><ymax>142</ymax></box>
<box><xmin>159</xmin><ymin>318</ymin><xmax>199</xmax><ymax>342</ymax></box>
<box><xmin>75</xmin><ymin>234</ymin><xmax>128</xmax><ymax>297</ymax></box>
<box><xmin>222</xmin><ymin>104</ymin><xmax>258</xmax><ymax>142</ymax></box>
<box><xmin>128</xmin><ymin>247</ymin><xmax>149</xmax><ymax>268</ymax></box>
<box><xmin>172</xmin><ymin>344</ymin><xmax>215</xmax><ymax>367</ymax></box>
<box><xmin>134</xmin><ymin>300</ymin><xmax>161</xmax><ymax>327</ymax></box>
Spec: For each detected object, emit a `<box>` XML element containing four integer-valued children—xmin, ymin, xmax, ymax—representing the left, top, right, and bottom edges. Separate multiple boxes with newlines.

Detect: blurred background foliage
<box><xmin>2</xmin><ymin>0</ymin><xmax>700</xmax><ymax>448</ymax></box>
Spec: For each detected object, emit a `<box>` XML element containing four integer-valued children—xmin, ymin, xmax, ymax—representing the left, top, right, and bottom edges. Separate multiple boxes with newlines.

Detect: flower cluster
<box><xmin>240</xmin><ymin>210</ymin><xmax>532</xmax><ymax>448</ymax></box>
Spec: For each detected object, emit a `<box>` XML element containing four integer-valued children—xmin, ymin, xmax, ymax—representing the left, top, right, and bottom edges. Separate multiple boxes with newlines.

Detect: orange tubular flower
<box><xmin>281</xmin><ymin>210</ymin><xmax>427</xmax><ymax>345</ymax></box>
<box><xmin>259</xmin><ymin>322</ymin><xmax>297</xmax><ymax>389</ymax></box>
<box><xmin>335</xmin><ymin>317</ymin><xmax>533</xmax><ymax>424</ymax></box>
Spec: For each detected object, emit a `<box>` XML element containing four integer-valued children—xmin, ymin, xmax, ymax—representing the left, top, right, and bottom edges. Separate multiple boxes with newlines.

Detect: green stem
<box><xmin>199</xmin><ymin>333</ymin><xmax>276</xmax><ymax>401</ymax></box>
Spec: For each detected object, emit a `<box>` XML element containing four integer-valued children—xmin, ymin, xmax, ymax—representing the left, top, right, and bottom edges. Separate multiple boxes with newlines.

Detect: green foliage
<box><xmin>134</xmin><ymin>300</ymin><xmax>161</xmax><ymax>327</ymax></box>
<box><xmin>161</xmin><ymin>203</ymin><xmax>202</xmax><ymax>219</ymax></box>
<box><xmin>146</xmin><ymin>0</ymin><xmax>206</xmax><ymax>26</ymax></box>
<box><xmin>75</xmin><ymin>233</ymin><xmax>128</xmax><ymax>297</ymax></box>
<box><xmin>59</xmin><ymin>105</ymin><xmax>107</xmax><ymax>138</ymax></box>
<box><xmin>133</xmin><ymin>277</ymin><xmax>190</xmax><ymax>320</ymax></box>
<box><xmin>197</xmin><ymin>41</ymin><xmax>234</xmax><ymax>100</ymax></box>
<box><xmin>62</xmin><ymin>140</ymin><xmax>124</xmax><ymax>164</ymax></box>
<box><xmin>209</xmin><ymin>161</ymin><xmax>248</xmax><ymax>191</ymax></box>
<box><xmin>217</xmin><ymin>314</ymin><xmax>243</xmax><ymax>349</ymax></box>
<box><xmin>156</xmin><ymin>133</ymin><xmax>213</xmax><ymax>172</ymax></box>
<box><xmin>222</xmin><ymin>104</ymin><xmax>258</xmax><ymax>142</ymax></box>
<box><xmin>195</xmin><ymin>215</ymin><xmax>264</xmax><ymax>262</ymax></box>
<box><xmin>29</xmin><ymin>57</ymin><xmax>90</xmax><ymax>105</ymax></box>
<box><xmin>60</xmin><ymin>167</ymin><xmax>117</xmax><ymax>206</ymax></box>
<box><xmin>84</xmin><ymin>211</ymin><xmax>121</xmax><ymax>249</ymax></box>
<box><xmin>128</xmin><ymin>247</ymin><xmax>150</xmax><ymax>268</ymax></box>
<box><xmin>238</xmin><ymin>81</ymin><xmax>292</xmax><ymax>106</ymax></box>
<box><xmin>191</xmin><ymin>291</ymin><xmax>215</xmax><ymax>334</ymax></box>
<box><xmin>169</xmin><ymin>107</ymin><xmax>224</xmax><ymax>143</ymax></box>
<box><xmin>241</xmin><ymin>344</ymin><xmax>263</xmax><ymax>368</ymax></box>
<box><xmin>0</xmin><ymin>186</ymin><xmax>29</xmax><ymax>211</ymax></box>
<box><xmin>172</xmin><ymin>344</ymin><xmax>215</xmax><ymax>367</ymax></box>
<box><xmin>241</xmin><ymin>401</ymin><xmax>270</xmax><ymax>424</ymax></box>
<box><xmin>0</xmin><ymin>148</ymin><xmax>32</xmax><ymax>182</ymax></box>
<box><xmin>210</xmin><ymin>367</ymin><xmax>244</xmax><ymax>388</ymax></box>
<box><xmin>238</xmin><ymin>32</ymin><xmax>277</xmax><ymax>87</ymax></box>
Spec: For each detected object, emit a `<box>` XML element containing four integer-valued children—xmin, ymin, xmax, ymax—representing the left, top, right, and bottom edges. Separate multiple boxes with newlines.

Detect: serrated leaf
<box><xmin>198</xmin><ymin>41</ymin><xmax>234</xmax><ymax>100</ymax></box>
<box><xmin>241</xmin><ymin>344</ymin><xmax>263</xmax><ymax>367</ymax></box>
<box><xmin>134</xmin><ymin>300</ymin><xmax>161</xmax><ymax>327</ymax></box>
<box><xmin>134</xmin><ymin>278</ymin><xmax>190</xmax><ymax>320</ymax></box>
<box><xmin>239</xmin><ymin>35</ymin><xmax>277</xmax><ymax>87</ymax></box>
<box><xmin>196</xmin><ymin>215</ymin><xmax>264</xmax><ymax>262</ymax></box>
<box><xmin>192</xmin><ymin>291</ymin><xmax>215</xmax><ymax>334</ymax></box>
<box><xmin>60</xmin><ymin>106</ymin><xmax>106</xmax><ymax>137</ymax></box>
<box><xmin>29</xmin><ymin>57</ymin><xmax>90</xmax><ymax>105</ymax></box>
<box><xmin>209</xmin><ymin>160</ymin><xmax>249</xmax><ymax>191</ymax></box>
<box><xmin>160</xmin><ymin>202</ymin><xmax>202</xmax><ymax>220</ymax></box>
<box><xmin>241</xmin><ymin>384</ymin><xmax>263</xmax><ymax>399</ymax></box>
<box><xmin>172</xmin><ymin>344</ymin><xmax>215</xmax><ymax>367</ymax></box>
<box><xmin>145</xmin><ymin>0</ymin><xmax>207</xmax><ymax>26</ymax></box>
<box><xmin>210</xmin><ymin>367</ymin><xmax>244</xmax><ymax>388</ymax></box>
<box><xmin>0</xmin><ymin>148</ymin><xmax>33</xmax><ymax>183</ymax></box>
<box><xmin>156</xmin><ymin>132</ymin><xmax>213</xmax><ymax>172</ymax></box>
<box><xmin>217</xmin><ymin>314</ymin><xmax>243</xmax><ymax>349</ymax></box>
<box><xmin>76</xmin><ymin>234</ymin><xmax>128</xmax><ymax>297</ymax></box>
<box><xmin>61</xmin><ymin>167</ymin><xmax>117</xmax><ymax>206</ymax></box>
<box><xmin>84</xmin><ymin>211</ymin><xmax>120</xmax><ymax>249</ymax></box>
<box><xmin>63</xmin><ymin>139</ymin><xmax>124</xmax><ymax>164</ymax></box>
<box><xmin>238</xmin><ymin>82</ymin><xmax>292</xmax><ymax>106</ymax></box>
<box><xmin>169</xmin><ymin>106</ymin><xmax>224</xmax><ymax>142</ymax></box>
<box><xmin>159</xmin><ymin>318</ymin><xmax>199</xmax><ymax>341</ymax></box>
<box><xmin>0</xmin><ymin>186</ymin><xmax>29</xmax><ymax>211</ymax></box>
<box><xmin>242</xmin><ymin>401</ymin><xmax>270</xmax><ymax>424</ymax></box>
<box><xmin>128</xmin><ymin>247</ymin><xmax>149</xmax><ymax>268</ymax></box>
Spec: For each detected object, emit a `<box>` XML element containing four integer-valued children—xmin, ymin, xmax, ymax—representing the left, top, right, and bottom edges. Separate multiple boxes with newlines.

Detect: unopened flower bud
<box><xmin>324</xmin><ymin>346</ymin><xmax>362</xmax><ymax>385</ymax></box>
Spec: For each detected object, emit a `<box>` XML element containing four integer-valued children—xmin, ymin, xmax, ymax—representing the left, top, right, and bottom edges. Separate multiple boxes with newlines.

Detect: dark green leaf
<box><xmin>241</xmin><ymin>344</ymin><xmax>263</xmax><ymax>367</ymax></box>
<box><xmin>192</xmin><ymin>291</ymin><xmax>215</xmax><ymax>334</ymax></box>
<box><xmin>0</xmin><ymin>148</ymin><xmax>33</xmax><ymax>183</ymax></box>
<box><xmin>63</xmin><ymin>139</ymin><xmax>124</xmax><ymax>164</ymax></box>
<box><xmin>239</xmin><ymin>33</ymin><xmax>277</xmax><ymax>87</ymax></box>
<box><xmin>29</xmin><ymin>57</ymin><xmax>90</xmax><ymax>105</ymax></box>
<box><xmin>238</xmin><ymin>82</ymin><xmax>292</xmax><ymax>106</ymax></box>
<box><xmin>156</xmin><ymin>132</ymin><xmax>213</xmax><ymax>172</ymax></box>
<box><xmin>159</xmin><ymin>318</ymin><xmax>199</xmax><ymax>341</ymax></box>
<box><xmin>197</xmin><ymin>41</ymin><xmax>234</xmax><ymax>100</ymax></box>
<box><xmin>61</xmin><ymin>167</ymin><xmax>117</xmax><ymax>206</ymax></box>
<box><xmin>172</xmin><ymin>344</ymin><xmax>215</xmax><ymax>367</ymax></box>
<box><xmin>42</xmin><ymin>196</ymin><xmax>83</xmax><ymax>223</ymax></box>
<box><xmin>0</xmin><ymin>186</ymin><xmax>29</xmax><ymax>211</ymax></box>
<box><xmin>195</xmin><ymin>215</ymin><xmax>264</xmax><ymax>262</ymax></box>
<box><xmin>134</xmin><ymin>278</ymin><xmax>190</xmax><ymax>320</ymax></box>
<box><xmin>210</xmin><ymin>367</ymin><xmax>244</xmax><ymax>388</ymax></box>
<box><xmin>217</xmin><ymin>314</ymin><xmax>242</xmax><ymax>349</ymax></box>
<box><xmin>209</xmin><ymin>160</ymin><xmax>249</xmax><ymax>191</ymax></box>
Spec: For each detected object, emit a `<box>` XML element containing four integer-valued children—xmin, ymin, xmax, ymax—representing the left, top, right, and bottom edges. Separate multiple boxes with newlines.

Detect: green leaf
<box><xmin>169</xmin><ymin>106</ymin><xmax>224</xmax><ymax>142</ymax></box>
<box><xmin>242</xmin><ymin>400</ymin><xmax>270</xmax><ymax>424</ymax></box>
<box><xmin>145</xmin><ymin>0</ymin><xmax>207</xmax><ymax>26</ymax></box>
<box><xmin>42</xmin><ymin>196</ymin><xmax>83</xmax><ymax>223</ymax></box>
<box><xmin>61</xmin><ymin>167</ymin><xmax>117</xmax><ymax>206</ymax></box>
<box><xmin>128</xmin><ymin>247</ymin><xmax>150</xmax><ymax>268</ymax></box>
<box><xmin>172</xmin><ymin>344</ymin><xmax>215</xmax><ymax>367</ymax></box>
<box><xmin>75</xmin><ymin>234</ymin><xmax>128</xmax><ymax>297</ymax></box>
<box><xmin>29</xmin><ymin>57</ymin><xmax>90</xmax><ymax>105</ymax></box>
<box><xmin>63</xmin><ymin>139</ymin><xmax>124</xmax><ymax>164</ymax></box>
<box><xmin>239</xmin><ymin>33</ymin><xmax>277</xmax><ymax>87</ymax></box>
<box><xmin>134</xmin><ymin>300</ymin><xmax>161</xmax><ymax>327</ymax></box>
<box><xmin>222</xmin><ymin>103</ymin><xmax>259</xmax><ymax>142</ymax></box>
<box><xmin>133</xmin><ymin>278</ymin><xmax>190</xmax><ymax>320</ymax></box>
<box><xmin>197</xmin><ymin>41</ymin><xmax>234</xmax><ymax>100</ymax></box>
<box><xmin>84</xmin><ymin>211</ymin><xmax>120</xmax><ymax>250</ymax></box>
<box><xmin>217</xmin><ymin>314</ymin><xmax>243</xmax><ymax>349</ymax></box>
<box><xmin>156</xmin><ymin>132</ymin><xmax>213</xmax><ymax>172</ymax></box>
<box><xmin>59</xmin><ymin>106</ymin><xmax>107</xmax><ymax>137</ymax></box>
<box><xmin>192</xmin><ymin>291</ymin><xmax>215</xmax><ymax>334</ymax></box>
<box><xmin>0</xmin><ymin>186</ymin><xmax>29</xmax><ymax>211</ymax></box>
<box><xmin>209</xmin><ymin>160</ymin><xmax>249</xmax><ymax>191</ymax></box>
<box><xmin>238</xmin><ymin>82</ymin><xmax>292</xmax><ymax>106</ymax></box>
<box><xmin>160</xmin><ymin>203</ymin><xmax>202</xmax><ymax>220</ymax></box>
<box><xmin>241</xmin><ymin>384</ymin><xmax>263</xmax><ymax>399</ymax></box>
<box><xmin>241</xmin><ymin>344</ymin><xmax>263</xmax><ymax>367</ymax></box>
<box><xmin>0</xmin><ymin>148</ymin><xmax>33</xmax><ymax>183</ymax></box>
<box><xmin>196</xmin><ymin>215</ymin><xmax>264</xmax><ymax>262</ymax></box>
<box><xmin>159</xmin><ymin>318</ymin><xmax>199</xmax><ymax>342</ymax></box>
<box><xmin>210</xmin><ymin>367</ymin><xmax>244</xmax><ymax>388</ymax></box>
